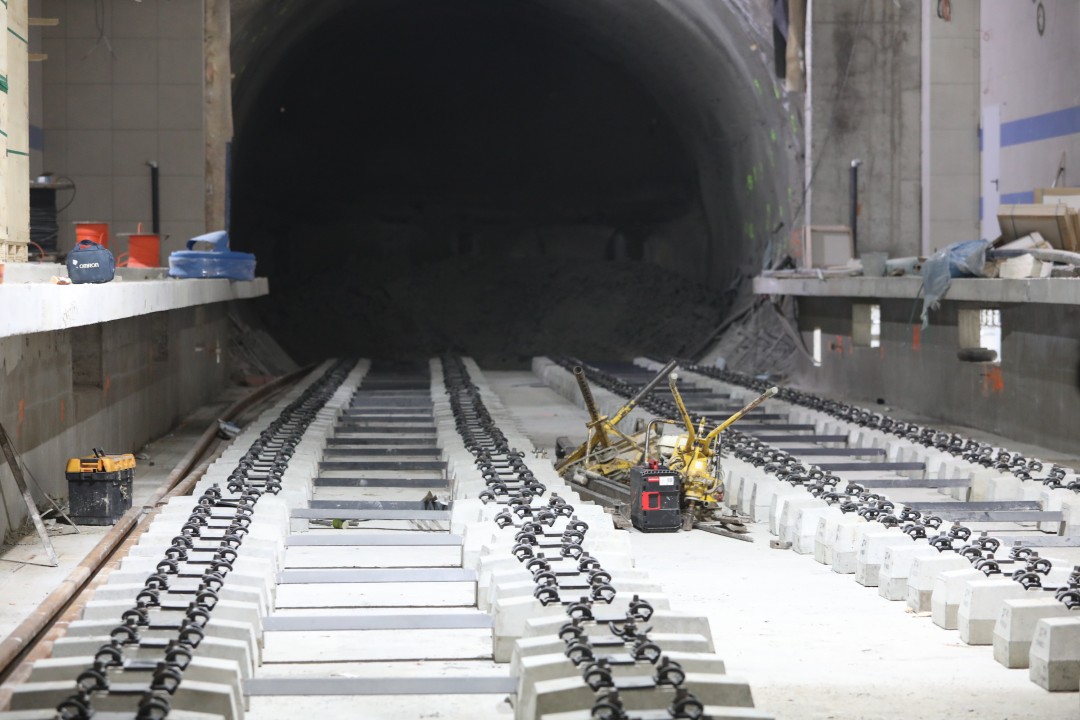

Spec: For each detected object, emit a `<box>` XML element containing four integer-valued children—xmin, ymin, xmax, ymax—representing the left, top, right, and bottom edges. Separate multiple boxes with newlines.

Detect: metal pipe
<box><xmin>148</xmin><ymin>161</ymin><xmax>160</xmax><ymax>235</ymax></box>
<box><xmin>573</xmin><ymin>366</ymin><xmax>602</xmax><ymax>425</ymax></box>
<box><xmin>0</xmin><ymin>363</ymin><xmax>316</xmax><ymax>701</ymax></box>
<box><xmin>608</xmin><ymin>359</ymin><xmax>678</xmax><ymax>429</ymax></box>
<box><xmin>642</xmin><ymin>418</ymin><xmax>669</xmax><ymax>465</ymax></box>
<box><xmin>703</xmin><ymin>386</ymin><xmax>780</xmax><ymax>442</ymax></box>
<box><xmin>850</xmin><ymin>159</ymin><xmax>862</xmax><ymax>257</ymax></box>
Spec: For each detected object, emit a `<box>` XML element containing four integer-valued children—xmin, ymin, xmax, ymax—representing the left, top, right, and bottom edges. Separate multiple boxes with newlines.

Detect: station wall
<box><xmin>35</xmin><ymin>0</ymin><xmax>207</xmax><ymax>260</ymax></box>
<box><xmin>0</xmin><ymin>306</ymin><xmax>231</xmax><ymax>543</ymax></box>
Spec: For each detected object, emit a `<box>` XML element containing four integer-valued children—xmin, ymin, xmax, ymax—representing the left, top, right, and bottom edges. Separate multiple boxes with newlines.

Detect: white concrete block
<box><xmin>778</xmin><ymin>497</ymin><xmax>825</xmax><ymax>546</ymax></box>
<box><xmin>907</xmin><ymin>553</ymin><xmax>970</xmax><ymax>612</ymax></box>
<box><xmin>957</xmin><ymin>578</ymin><xmax>1029</xmax><ymax>645</ymax></box>
<box><xmin>993</xmin><ymin>598</ymin><xmax>1076</xmax><ymax>669</ymax></box>
<box><xmin>878</xmin><ymin>545</ymin><xmax>939</xmax><ymax>601</ymax></box>
<box><xmin>932</xmin><ymin>568</ymin><xmax>982</xmax><ymax>630</ymax></box>
<box><xmin>832</xmin><ymin>519</ymin><xmax>874</xmax><ymax>575</ymax></box>
<box><xmin>855</xmin><ymin>529</ymin><xmax>911</xmax><ymax>587</ymax></box>
<box><xmin>1029</xmin><ymin>616</ymin><xmax>1080</xmax><ymax>691</ymax></box>
<box><xmin>769</xmin><ymin>488</ymin><xmax>808</xmax><ymax>536</ymax></box>
<box><xmin>793</xmin><ymin>505</ymin><xmax>841</xmax><ymax>555</ymax></box>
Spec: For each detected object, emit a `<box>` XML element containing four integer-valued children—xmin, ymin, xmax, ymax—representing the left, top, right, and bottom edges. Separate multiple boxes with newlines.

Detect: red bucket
<box><xmin>74</xmin><ymin>222</ymin><xmax>109</xmax><ymax>249</ymax></box>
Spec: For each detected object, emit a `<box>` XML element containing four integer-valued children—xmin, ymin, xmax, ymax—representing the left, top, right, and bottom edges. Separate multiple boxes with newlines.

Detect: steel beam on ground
<box><xmin>244</xmin><ymin>677</ymin><xmax>516</xmax><ymax>696</ymax></box>
<box><xmin>819</xmin><ymin>462</ymin><xmax>924</xmax><ymax>472</ymax></box>
<box><xmin>263</xmin><ymin>613</ymin><xmax>492</xmax><ymax>631</ymax></box>
<box><xmin>751</xmin><ymin>434</ymin><xmax>849</xmax><ymax>443</ymax></box>
<box><xmin>287</xmin><ymin>533</ymin><xmax>462</xmax><ymax>547</ymax></box>
<box><xmin>314</xmin><ymin>477</ymin><xmax>448</xmax><ymax>489</ymax></box>
<box><xmin>292</xmin><ymin>508</ymin><xmax>451</xmax><ymax>521</ymax></box>
<box><xmin>850</xmin><ymin>478</ymin><xmax>970</xmax><ymax>488</ymax></box>
<box><xmin>322</xmin><ymin>447</ymin><xmax>442</xmax><ymax>456</ymax></box>
<box><xmin>277</xmin><ymin>568</ymin><xmax>476</xmax><ymax>584</ymax></box>
<box><xmin>782</xmin><ymin>447</ymin><xmax>885</xmax><ymax>456</ymax></box>
<box><xmin>319</xmin><ymin>460</ymin><xmax>446</xmax><ymax>471</ymax></box>
<box><xmin>903</xmin><ymin>501</ymin><xmax>1064</xmax><ymax>523</ymax></box>
<box><xmin>988</xmin><ymin>535</ymin><xmax>1080</xmax><ymax>547</ymax></box>
<box><xmin>326</xmin><ymin>437</ymin><xmax>437</xmax><ymax>446</ymax></box>
<box><xmin>309</xmin><ymin>500</ymin><xmax>446</xmax><ymax>511</ymax></box>
<box><xmin>738</xmin><ymin>424</ymin><xmax>815</xmax><ymax>431</ymax></box>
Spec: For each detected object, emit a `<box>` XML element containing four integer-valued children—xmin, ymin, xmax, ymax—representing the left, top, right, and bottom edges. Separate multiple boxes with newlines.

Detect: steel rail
<box><xmin>0</xmin><ymin>363</ymin><xmax>317</xmax><ymax>708</ymax></box>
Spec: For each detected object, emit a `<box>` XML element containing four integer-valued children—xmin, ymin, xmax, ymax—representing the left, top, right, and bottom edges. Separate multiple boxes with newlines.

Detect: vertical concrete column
<box><xmin>4</xmin><ymin>0</ymin><xmax>28</xmax><ymax>259</ymax></box>
<box><xmin>205</xmin><ymin>0</ymin><xmax>233</xmax><ymax>232</ymax></box>
<box><xmin>0</xmin><ymin>0</ymin><xmax>7</xmax><ymax>249</ymax></box>
<box><xmin>805</xmin><ymin>0</ymin><xmax>922</xmax><ymax>258</ymax></box>
<box><xmin>920</xmin><ymin>0</ymin><xmax>980</xmax><ymax>253</ymax></box>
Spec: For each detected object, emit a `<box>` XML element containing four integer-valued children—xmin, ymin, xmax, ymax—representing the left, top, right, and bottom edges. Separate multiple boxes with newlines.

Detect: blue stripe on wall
<box><xmin>1000</xmin><ymin>190</ymin><xmax>1036</xmax><ymax>204</ymax></box>
<box><xmin>28</xmin><ymin>124</ymin><xmax>42</xmax><ymax>151</ymax></box>
<box><xmin>1001</xmin><ymin>106</ymin><xmax>1080</xmax><ymax>147</ymax></box>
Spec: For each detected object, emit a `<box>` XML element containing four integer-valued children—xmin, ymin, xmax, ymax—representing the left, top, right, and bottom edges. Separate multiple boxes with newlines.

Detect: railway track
<box><xmin>538</xmin><ymin>357</ymin><xmax>1080</xmax><ymax>694</ymax></box>
<box><xmin>0</xmin><ymin>359</ymin><xmax>775</xmax><ymax>720</ymax></box>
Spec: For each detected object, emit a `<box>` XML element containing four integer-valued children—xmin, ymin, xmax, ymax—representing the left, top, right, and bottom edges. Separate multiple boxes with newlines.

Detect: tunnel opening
<box><xmin>232</xmin><ymin>0</ymin><xmax>793</xmax><ymax>367</ymax></box>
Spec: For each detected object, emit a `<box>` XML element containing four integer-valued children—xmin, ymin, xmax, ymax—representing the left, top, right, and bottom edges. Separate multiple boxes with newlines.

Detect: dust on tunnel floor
<box><xmin>484</xmin><ymin>369</ymin><xmax>1077</xmax><ymax>720</ymax></box>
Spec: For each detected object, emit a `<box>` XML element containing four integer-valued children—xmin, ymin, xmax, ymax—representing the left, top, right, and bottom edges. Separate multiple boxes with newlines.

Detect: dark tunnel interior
<box><xmin>231</xmin><ymin>0</ymin><xmax>792</xmax><ymax>367</ymax></box>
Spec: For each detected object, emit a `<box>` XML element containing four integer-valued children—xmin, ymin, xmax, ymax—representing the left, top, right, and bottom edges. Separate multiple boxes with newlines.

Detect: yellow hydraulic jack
<box><xmin>556</xmin><ymin>361</ymin><xmax>677</xmax><ymax>483</ymax></box>
<box><xmin>667</xmin><ymin>374</ymin><xmax>778</xmax><ymax>530</ymax></box>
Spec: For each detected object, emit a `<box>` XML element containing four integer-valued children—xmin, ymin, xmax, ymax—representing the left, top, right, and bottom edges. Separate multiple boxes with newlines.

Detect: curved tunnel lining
<box><xmin>229</xmin><ymin>0</ymin><xmax>796</xmax><ymax>365</ymax></box>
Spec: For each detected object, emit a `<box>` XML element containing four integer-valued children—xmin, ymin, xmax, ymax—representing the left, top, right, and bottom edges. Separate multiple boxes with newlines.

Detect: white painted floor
<box><xmin>485</xmin><ymin>370</ymin><xmax>1079</xmax><ymax>720</ymax></box>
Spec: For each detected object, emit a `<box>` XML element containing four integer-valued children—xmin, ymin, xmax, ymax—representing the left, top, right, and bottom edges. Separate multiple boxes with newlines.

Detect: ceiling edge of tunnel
<box><xmin>229</xmin><ymin>0</ymin><xmax>802</xmax><ymax>296</ymax></box>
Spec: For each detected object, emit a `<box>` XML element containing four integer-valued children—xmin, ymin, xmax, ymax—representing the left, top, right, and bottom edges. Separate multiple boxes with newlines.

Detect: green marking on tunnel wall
<box><xmin>790</xmin><ymin>114</ymin><xmax>799</xmax><ymax>135</ymax></box>
<box><xmin>0</xmin><ymin>129</ymin><xmax>8</xmax><ymax>138</ymax></box>
<box><xmin>7</xmin><ymin>149</ymin><xmax>28</xmax><ymax>156</ymax></box>
<box><xmin>7</xmin><ymin>27</ymin><xmax>27</xmax><ymax>45</ymax></box>
<box><xmin>770</xmin><ymin>129</ymin><xmax>777</xmax><ymax>143</ymax></box>
<box><xmin>753</xmin><ymin>79</ymin><xmax>762</xmax><ymax>96</ymax></box>
<box><xmin>0</xmin><ymin>75</ymin><xmax>7</xmax><ymax>94</ymax></box>
<box><xmin>746</xmin><ymin>174</ymin><xmax>754</xmax><ymax>192</ymax></box>
<box><xmin>745</xmin><ymin>222</ymin><xmax>756</xmax><ymax>240</ymax></box>
<box><xmin>773</xmin><ymin>83</ymin><xmax>781</xmax><ymax>100</ymax></box>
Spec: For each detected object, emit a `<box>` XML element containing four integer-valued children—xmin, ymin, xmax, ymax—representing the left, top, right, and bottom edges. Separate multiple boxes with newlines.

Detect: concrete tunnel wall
<box><xmin>227</xmin><ymin>0</ymin><xmax>803</xmax><ymax>366</ymax></box>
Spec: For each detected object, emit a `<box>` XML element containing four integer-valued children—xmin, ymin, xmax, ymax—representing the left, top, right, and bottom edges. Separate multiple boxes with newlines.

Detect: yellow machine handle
<box><xmin>668</xmin><ymin>373</ymin><xmax>696</xmax><ymax>448</ymax></box>
<box><xmin>703</xmin><ymin>386</ymin><xmax>779</xmax><ymax>442</ymax></box>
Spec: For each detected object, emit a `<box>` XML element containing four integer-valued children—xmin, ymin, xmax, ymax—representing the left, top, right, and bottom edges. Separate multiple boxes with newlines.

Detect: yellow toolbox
<box><xmin>65</xmin><ymin>449</ymin><xmax>136</xmax><ymax>525</ymax></box>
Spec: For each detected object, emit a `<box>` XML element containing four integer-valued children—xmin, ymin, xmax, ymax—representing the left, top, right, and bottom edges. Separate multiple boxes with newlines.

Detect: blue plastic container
<box><xmin>168</xmin><ymin>231</ymin><xmax>256</xmax><ymax>281</ymax></box>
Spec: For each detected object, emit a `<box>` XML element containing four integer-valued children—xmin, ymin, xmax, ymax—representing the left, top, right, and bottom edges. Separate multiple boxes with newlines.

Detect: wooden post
<box><xmin>204</xmin><ymin>0</ymin><xmax>233</xmax><ymax>233</ymax></box>
<box><xmin>786</xmin><ymin>0</ymin><xmax>806</xmax><ymax>93</ymax></box>
<box><xmin>0</xmin><ymin>421</ymin><xmax>58</xmax><ymax>567</ymax></box>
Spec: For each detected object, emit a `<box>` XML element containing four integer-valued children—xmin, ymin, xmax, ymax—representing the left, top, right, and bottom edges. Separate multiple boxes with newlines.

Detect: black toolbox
<box><xmin>629</xmin><ymin>466</ymin><xmax>682</xmax><ymax>533</ymax></box>
<box><xmin>65</xmin><ymin>449</ymin><xmax>135</xmax><ymax>525</ymax></box>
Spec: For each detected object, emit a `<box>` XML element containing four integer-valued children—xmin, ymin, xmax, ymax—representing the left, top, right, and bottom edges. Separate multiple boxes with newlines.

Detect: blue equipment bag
<box><xmin>67</xmin><ymin>240</ymin><xmax>116</xmax><ymax>284</ymax></box>
<box><xmin>168</xmin><ymin>231</ymin><xmax>256</xmax><ymax>281</ymax></box>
